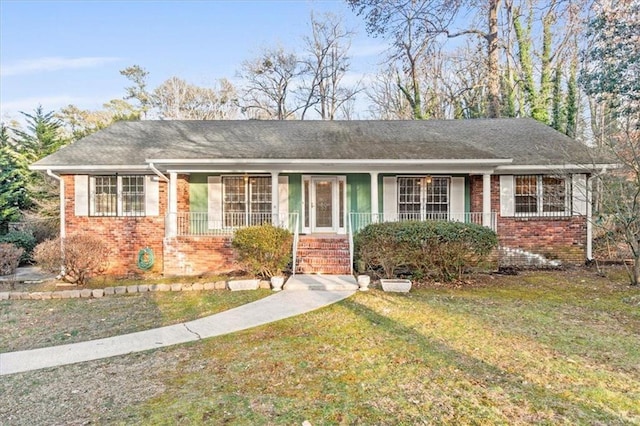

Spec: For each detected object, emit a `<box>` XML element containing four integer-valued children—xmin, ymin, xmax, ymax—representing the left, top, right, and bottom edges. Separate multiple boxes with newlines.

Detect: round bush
<box><xmin>355</xmin><ymin>220</ymin><xmax>498</xmax><ymax>281</ymax></box>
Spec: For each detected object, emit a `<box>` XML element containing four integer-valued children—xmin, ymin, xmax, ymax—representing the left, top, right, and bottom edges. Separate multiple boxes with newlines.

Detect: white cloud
<box><xmin>1</xmin><ymin>56</ymin><xmax>121</xmax><ymax>77</ymax></box>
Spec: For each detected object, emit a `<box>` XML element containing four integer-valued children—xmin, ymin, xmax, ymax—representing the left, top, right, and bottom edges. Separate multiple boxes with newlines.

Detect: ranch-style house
<box><xmin>31</xmin><ymin>119</ymin><xmax>606</xmax><ymax>276</ymax></box>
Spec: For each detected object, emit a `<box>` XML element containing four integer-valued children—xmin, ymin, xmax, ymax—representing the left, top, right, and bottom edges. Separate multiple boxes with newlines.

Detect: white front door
<box><xmin>311</xmin><ymin>177</ymin><xmax>338</xmax><ymax>232</ymax></box>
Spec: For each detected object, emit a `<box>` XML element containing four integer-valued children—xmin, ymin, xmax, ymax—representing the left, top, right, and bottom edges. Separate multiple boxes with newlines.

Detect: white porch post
<box><xmin>370</xmin><ymin>172</ymin><xmax>379</xmax><ymax>221</ymax></box>
<box><xmin>271</xmin><ymin>171</ymin><xmax>280</xmax><ymax>225</ymax></box>
<box><xmin>482</xmin><ymin>173</ymin><xmax>492</xmax><ymax>227</ymax></box>
<box><xmin>168</xmin><ymin>172</ymin><xmax>178</xmax><ymax>237</ymax></box>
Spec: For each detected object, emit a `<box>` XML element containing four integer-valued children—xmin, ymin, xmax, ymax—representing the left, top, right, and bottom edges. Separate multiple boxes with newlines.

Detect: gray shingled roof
<box><xmin>32</xmin><ymin>118</ymin><xmax>594</xmax><ymax>168</ymax></box>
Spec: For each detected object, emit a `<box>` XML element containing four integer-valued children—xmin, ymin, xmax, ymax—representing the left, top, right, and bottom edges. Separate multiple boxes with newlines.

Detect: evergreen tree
<box><xmin>0</xmin><ymin>124</ymin><xmax>30</xmax><ymax>233</ymax></box>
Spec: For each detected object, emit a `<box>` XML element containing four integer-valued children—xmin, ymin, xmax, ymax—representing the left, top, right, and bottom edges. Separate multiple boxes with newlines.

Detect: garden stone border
<box><xmin>0</xmin><ymin>279</ymin><xmax>272</xmax><ymax>301</ymax></box>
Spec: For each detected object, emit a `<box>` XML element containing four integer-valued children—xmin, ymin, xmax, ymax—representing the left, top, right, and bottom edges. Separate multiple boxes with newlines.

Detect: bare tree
<box><xmin>366</xmin><ymin>64</ymin><xmax>414</xmax><ymax>119</ymax></box>
<box><xmin>299</xmin><ymin>12</ymin><xmax>360</xmax><ymax>120</ymax></box>
<box><xmin>238</xmin><ymin>47</ymin><xmax>302</xmax><ymax>120</ymax></box>
<box><xmin>349</xmin><ymin>0</ymin><xmax>460</xmax><ymax>119</ymax></box>
<box><xmin>152</xmin><ymin>77</ymin><xmax>239</xmax><ymax>120</ymax></box>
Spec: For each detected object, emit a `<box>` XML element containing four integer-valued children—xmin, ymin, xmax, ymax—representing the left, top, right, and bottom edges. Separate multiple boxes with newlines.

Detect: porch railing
<box><xmin>168</xmin><ymin>212</ymin><xmax>299</xmax><ymax>236</ymax></box>
<box><xmin>349</xmin><ymin>211</ymin><xmax>497</xmax><ymax>235</ymax></box>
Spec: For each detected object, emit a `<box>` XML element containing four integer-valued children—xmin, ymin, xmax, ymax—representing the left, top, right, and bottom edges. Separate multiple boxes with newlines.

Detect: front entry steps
<box><xmin>295</xmin><ymin>235</ymin><xmax>351</xmax><ymax>275</ymax></box>
<box><xmin>285</xmin><ymin>274</ymin><xmax>358</xmax><ymax>291</ymax></box>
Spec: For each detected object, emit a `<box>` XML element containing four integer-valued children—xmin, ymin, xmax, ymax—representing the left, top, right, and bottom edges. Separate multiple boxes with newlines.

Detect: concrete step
<box><xmin>284</xmin><ymin>274</ymin><xmax>358</xmax><ymax>291</ymax></box>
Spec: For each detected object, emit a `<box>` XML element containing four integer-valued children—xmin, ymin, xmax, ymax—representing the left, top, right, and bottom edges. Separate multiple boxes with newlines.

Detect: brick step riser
<box><xmin>296</xmin><ymin>256</ymin><xmax>351</xmax><ymax>262</ymax></box>
<box><xmin>297</xmin><ymin>243</ymin><xmax>350</xmax><ymax>250</ymax></box>
<box><xmin>296</xmin><ymin>237</ymin><xmax>351</xmax><ymax>274</ymax></box>
<box><xmin>297</xmin><ymin>250</ymin><xmax>350</xmax><ymax>257</ymax></box>
<box><xmin>295</xmin><ymin>267</ymin><xmax>352</xmax><ymax>274</ymax></box>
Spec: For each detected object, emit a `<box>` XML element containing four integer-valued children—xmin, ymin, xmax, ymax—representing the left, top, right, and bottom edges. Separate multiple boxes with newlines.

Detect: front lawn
<box><xmin>1</xmin><ymin>267</ymin><xmax>638</xmax><ymax>425</ymax></box>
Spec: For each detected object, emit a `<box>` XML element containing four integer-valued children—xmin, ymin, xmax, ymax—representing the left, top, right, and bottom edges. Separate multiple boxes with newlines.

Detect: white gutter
<box><xmin>495</xmin><ymin>163</ymin><xmax>617</xmax><ymax>172</ymax></box>
<box><xmin>31</xmin><ymin>165</ymin><xmax>149</xmax><ymax>172</ymax></box>
<box><xmin>146</xmin><ymin>158</ymin><xmax>514</xmax><ymax>166</ymax></box>
<box><xmin>148</xmin><ymin>162</ymin><xmax>169</xmax><ymax>182</ymax></box>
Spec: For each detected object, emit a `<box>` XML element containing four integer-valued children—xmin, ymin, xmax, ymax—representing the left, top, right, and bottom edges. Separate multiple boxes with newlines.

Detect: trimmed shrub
<box><xmin>232</xmin><ymin>224</ymin><xmax>293</xmax><ymax>278</ymax></box>
<box><xmin>0</xmin><ymin>243</ymin><xmax>24</xmax><ymax>275</ymax></box>
<box><xmin>0</xmin><ymin>230</ymin><xmax>37</xmax><ymax>264</ymax></box>
<box><xmin>33</xmin><ymin>235</ymin><xmax>111</xmax><ymax>286</ymax></box>
<box><xmin>355</xmin><ymin>220</ymin><xmax>498</xmax><ymax>282</ymax></box>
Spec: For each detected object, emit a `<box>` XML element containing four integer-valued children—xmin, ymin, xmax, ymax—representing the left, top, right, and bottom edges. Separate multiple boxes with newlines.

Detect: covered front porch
<box><xmin>156</xmin><ymin>160</ymin><xmax>503</xmax><ymax>276</ymax></box>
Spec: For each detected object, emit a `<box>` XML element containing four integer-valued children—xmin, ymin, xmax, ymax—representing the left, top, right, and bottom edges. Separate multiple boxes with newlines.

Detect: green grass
<box><xmin>2</xmin><ymin>268</ymin><xmax>639</xmax><ymax>424</ymax></box>
<box><xmin>0</xmin><ymin>289</ymin><xmax>271</xmax><ymax>352</ymax></box>
<box><xmin>124</xmin><ymin>269</ymin><xmax>640</xmax><ymax>425</ymax></box>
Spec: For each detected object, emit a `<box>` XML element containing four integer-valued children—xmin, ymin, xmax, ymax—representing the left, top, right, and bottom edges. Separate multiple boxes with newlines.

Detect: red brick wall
<box><xmin>163</xmin><ymin>236</ymin><xmax>236</xmax><ymax>276</ymax></box>
<box><xmin>469</xmin><ymin>174</ymin><xmax>587</xmax><ymax>264</ymax></box>
<box><xmin>63</xmin><ymin>174</ymin><xmax>237</xmax><ymax>277</ymax></box>
<box><xmin>63</xmin><ymin>175</ymin><xmax>167</xmax><ymax>276</ymax></box>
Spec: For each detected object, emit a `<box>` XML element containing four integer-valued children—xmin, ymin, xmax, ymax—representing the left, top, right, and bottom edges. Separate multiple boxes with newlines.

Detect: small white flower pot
<box><xmin>270</xmin><ymin>276</ymin><xmax>285</xmax><ymax>291</ymax></box>
<box><xmin>380</xmin><ymin>279</ymin><xmax>412</xmax><ymax>293</ymax></box>
<box><xmin>357</xmin><ymin>275</ymin><xmax>371</xmax><ymax>291</ymax></box>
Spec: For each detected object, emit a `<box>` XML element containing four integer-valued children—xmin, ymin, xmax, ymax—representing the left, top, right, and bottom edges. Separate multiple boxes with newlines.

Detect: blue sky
<box><xmin>0</xmin><ymin>0</ymin><xmax>387</xmax><ymax>123</ymax></box>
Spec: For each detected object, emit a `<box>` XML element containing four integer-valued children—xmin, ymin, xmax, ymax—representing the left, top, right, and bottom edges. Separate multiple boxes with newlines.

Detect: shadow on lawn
<box><xmin>341</xmin><ymin>295</ymin><xmax>631</xmax><ymax>423</ymax></box>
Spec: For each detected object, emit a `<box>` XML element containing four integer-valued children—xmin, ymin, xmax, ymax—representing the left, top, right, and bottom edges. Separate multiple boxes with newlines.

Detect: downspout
<box><xmin>587</xmin><ymin>165</ymin><xmax>609</xmax><ymax>262</ymax></box>
<box><xmin>148</xmin><ymin>162</ymin><xmax>169</xmax><ymax>182</ymax></box>
<box><xmin>586</xmin><ymin>175</ymin><xmax>593</xmax><ymax>261</ymax></box>
<box><xmin>46</xmin><ymin>170</ymin><xmax>65</xmax><ymax>239</ymax></box>
<box><xmin>148</xmin><ymin>162</ymin><xmax>174</xmax><ymax>239</ymax></box>
<box><xmin>46</xmin><ymin>169</ymin><xmax>65</xmax><ymax>276</ymax></box>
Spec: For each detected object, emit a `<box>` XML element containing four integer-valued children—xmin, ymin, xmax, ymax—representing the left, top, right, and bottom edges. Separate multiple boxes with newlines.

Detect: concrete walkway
<box><xmin>0</xmin><ymin>285</ymin><xmax>356</xmax><ymax>376</ymax></box>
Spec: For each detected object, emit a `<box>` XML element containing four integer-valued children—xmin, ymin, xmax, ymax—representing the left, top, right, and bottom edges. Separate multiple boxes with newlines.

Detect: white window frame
<box><xmin>397</xmin><ymin>176</ymin><xmax>450</xmax><ymax>221</ymax></box>
<box><xmin>222</xmin><ymin>175</ymin><xmax>272</xmax><ymax>227</ymax></box>
<box><xmin>514</xmin><ymin>174</ymin><xmax>571</xmax><ymax>216</ymax></box>
<box><xmin>89</xmin><ymin>175</ymin><xmax>146</xmax><ymax>217</ymax></box>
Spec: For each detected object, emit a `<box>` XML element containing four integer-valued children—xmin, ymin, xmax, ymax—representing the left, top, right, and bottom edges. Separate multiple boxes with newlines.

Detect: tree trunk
<box><xmin>487</xmin><ymin>0</ymin><xmax>502</xmax><ymax>118</ymax></box>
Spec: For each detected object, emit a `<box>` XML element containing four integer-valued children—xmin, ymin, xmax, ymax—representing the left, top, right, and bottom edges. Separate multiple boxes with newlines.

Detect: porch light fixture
<box><xmin>425</xmin><ymin>175</ymin><xmax>432</xmax><ymax>184</ymax></box>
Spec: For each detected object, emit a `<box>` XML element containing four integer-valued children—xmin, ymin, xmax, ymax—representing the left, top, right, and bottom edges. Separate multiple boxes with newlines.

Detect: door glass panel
<box><xmin>304</xmin><ymin>180</ymin><xmax>310</xmax><ymax>228</ymax></box>
<box><xmin>315</xmin><ymin>180</ymin><xmax>333</xmax><ymax>228</ymax></box>
<box><xmin>339</xmin><ymin>180</ymin><xmax>344</xmax><ymax>228</ymax></box>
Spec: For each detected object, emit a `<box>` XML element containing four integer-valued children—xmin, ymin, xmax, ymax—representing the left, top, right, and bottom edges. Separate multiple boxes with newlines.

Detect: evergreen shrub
<box><xmin>232</xmin><ymin>224</ymin><xmax>293</xmax><ymax>278</ymax></box>
<box><xmin>355</xmin><ymin>220</ymin><xmax>498</xmax><ymax>281</ymax></box>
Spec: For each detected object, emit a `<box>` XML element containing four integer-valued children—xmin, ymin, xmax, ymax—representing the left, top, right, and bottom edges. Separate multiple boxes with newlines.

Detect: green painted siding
<box><xmin>346</xmin><ymin>174</ymin><xmax>371</xmax><ymax>213</ymax></box>
<box><xmin>190</xmin><ymin>173</ymin><xmax>209</xmax><ymax>212</ymax></box>
<box><xmin>285</xmin><ymin>174</ymin><xmax>301</xmax><ymax>214</ymax></box>
<box><xmin>465</xmin><ymin>176</ymin><xmax>471</xmax><ymax>213</ymax></box>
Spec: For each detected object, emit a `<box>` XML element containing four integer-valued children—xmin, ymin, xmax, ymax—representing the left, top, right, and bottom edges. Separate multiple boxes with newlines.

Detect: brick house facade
<box><xmin>34</xmin><ymin>119</ymin><xmax>609</xmax><ymax>277</ymax></box>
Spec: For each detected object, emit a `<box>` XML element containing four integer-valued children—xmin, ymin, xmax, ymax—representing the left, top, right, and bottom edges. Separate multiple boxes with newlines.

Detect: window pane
<box><xmin>223</xmin><ymin>176</ymin><xmax>273</xmax><ymax>227</ymax></box>
<box><xmin>122</xmin><ymin>176</ymin><xmax>145</xmax><ymax>216</ymax></box>
<box><xmin>542</xmin><ymin>176</ymin><xmax>566</xmax><ymax>213</ymax></box>
<box><xmin>94</xmin><ymin>176</ymin><xmax>117</xmax><ymax>216</ymax></box>
<box><xmin>223</xmin><ymin>177</ymin><xmax>246</xmax><ymax>226</ymax></box>
<box><xmin>249</xmin><ymin>177</ymin><xmax>271</xmax><ymax>225</ymax></box>
<box><xmin>515</xmin><ymin>175</ymin><xmax>538</xmax><ymax>214</ymax></box>
<box><xmin>339</xmin><ymin>180</ymin><xmax>344</xmax><ymax>228</ymax></box>
<box><xmin>424</xmin><ymin>177</ymin><xmax>449</xmax><ymax>219</ymax></box>
<box><xmin>304</xmin><ymin>180</ymin><xmax>310</xmax><ymax>228</ymax></box>
<box><xmin>398</xmin><ymin>177</ymin><xmax>421</xmax><ymax>220</ymax></box>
